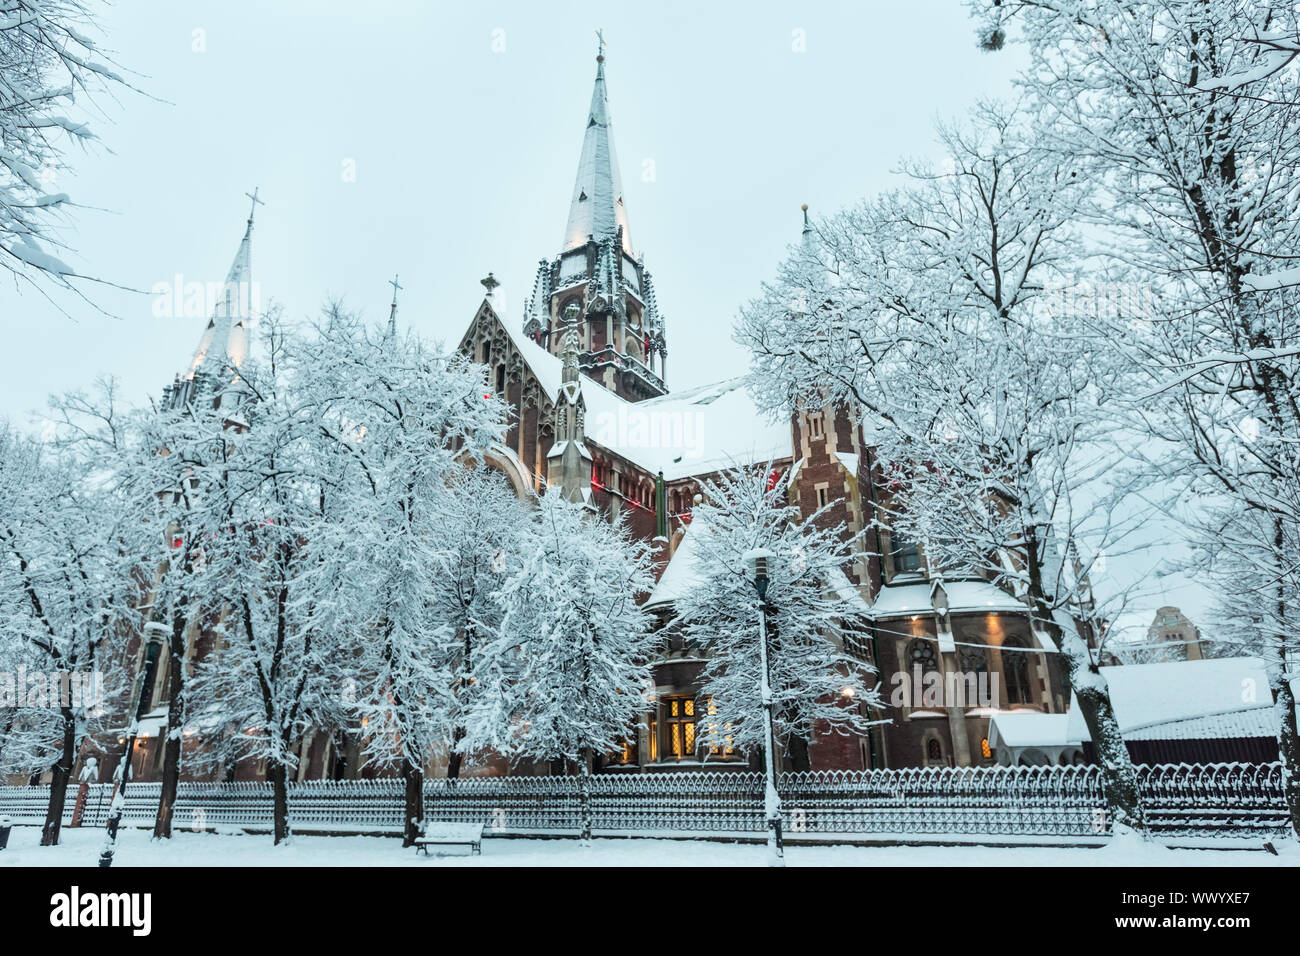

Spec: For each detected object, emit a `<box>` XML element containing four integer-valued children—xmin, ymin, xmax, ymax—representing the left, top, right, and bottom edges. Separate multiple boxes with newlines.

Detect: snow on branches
<box><xmin>672</xmin><ymin>466</ymin><xmax>881</xmax><ymax>764</ymax></box>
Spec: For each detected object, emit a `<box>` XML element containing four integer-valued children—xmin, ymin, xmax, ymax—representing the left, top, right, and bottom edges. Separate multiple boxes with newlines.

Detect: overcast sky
<box><xmin>0</xmin><ymin>1</ymin><xmax>1209</xmax><ymax>636</ymax></box>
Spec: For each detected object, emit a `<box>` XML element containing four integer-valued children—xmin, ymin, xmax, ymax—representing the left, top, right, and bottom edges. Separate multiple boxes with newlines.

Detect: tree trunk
<box><xmin>401</xmin><ymin>756</ymin><xmax>424</xmax><ymax>848</ymax></box>
<box><xmin>1072</xmin><ymin>679</ymin><xmax>1146</xmax><ymax>835</ymax></box>
<box><xmin>1024</xmin><ymin>525</ymin><xmax>1146</xmax><ymax>836</ymax></box>
<box><xmin>446</xmin><ymin>726</ymin><xmax>466</xmax><ymax>779</ymax></box>
<box><xmin>578</xmin><ymin>747</ymin><xmax>593</xmax><ymax>844</ymax></box>
<box><xmin>41</xmin><ymin>708</ymin><xmax>76</xmax><ymax>846</ymax></box>
<box><xmin>1271</xmin><ymin>653</ymin><xmax>1300</xmax><ymax>838</ymax></box>
<box><xmin>152</xmin><ymin>635</ymin><xmax>186</xmax><ymax>839</ymax></box>
<box><xmin>270</xmin><ymin>762</ymin><xmax>291</xmax><ymax>845</ymax></box>
<box><xmin>786</xmin><ymin>732</ymin><xmax>812</xmax><ymax>773</ymax></box>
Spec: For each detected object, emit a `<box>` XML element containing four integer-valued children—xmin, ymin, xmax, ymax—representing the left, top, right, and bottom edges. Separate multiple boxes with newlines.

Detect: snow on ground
<box><xmin>1</xmin><ymin>826</ymin><xmax>1296</xmax><ymax>867</ymax></box>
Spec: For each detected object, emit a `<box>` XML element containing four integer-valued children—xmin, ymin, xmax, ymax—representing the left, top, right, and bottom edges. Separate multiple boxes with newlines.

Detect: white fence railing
<box><xmin>1</xmin><ymin>762</ymin><xmax>1289</xmax><ymax>839</ymax></box>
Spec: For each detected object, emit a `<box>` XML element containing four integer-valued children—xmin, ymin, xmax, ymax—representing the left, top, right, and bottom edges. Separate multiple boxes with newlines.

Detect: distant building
<box><xmin>1147</xmin><ymin>606</ymin><xmax>1204</xmax><ymax>661</ymax></box>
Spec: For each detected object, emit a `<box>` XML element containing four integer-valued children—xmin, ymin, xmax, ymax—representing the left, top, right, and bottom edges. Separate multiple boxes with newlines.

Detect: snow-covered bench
<box><xmin>413</xmin><ymin>822</ymin><xmax>484</xmax><ymax>856</ymax></box>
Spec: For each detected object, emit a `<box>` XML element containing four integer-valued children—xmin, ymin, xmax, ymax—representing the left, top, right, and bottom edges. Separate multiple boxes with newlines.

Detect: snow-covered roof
<box><xmin>128</xmin><ymin>706</ymin><xmax>169</xmax><ymax>740</ymax></box>
<box><xmin>646</xmin><ymin>517</ymin><xmax>874</xmax><ymax>618</ymax></box>
<box><xmin>942</xmin><ymin>580</ymin><xmax>1029</xmax><ymax>614</ymax></box>
<box><xmin>646</xmin><ymin>515</ymin><xmax>707</xmax><ymax>608</ymax></box>
<box><xmin>1065</xmin><ymin>657</ymin><xmax>1278</xmax><ymax>743</ymax></box>
<box><xmin>1127</xmin><ymin>709</ymin><xmax>1276</xmax><ymax>742</ymax></box>
<box><xmin>988</xmin><ymin>712</ymin><xmax>1079</xmax><ymax>750</ymax></box>
<box><xmin>497</xmin><ymin>306</ymin><xmax>791</xmax><ymax>481</ymax></box>
<box><xmin>870</xmin><ymin>579</ymin><xmax>1026</xmax><ymax>618</ymax></box>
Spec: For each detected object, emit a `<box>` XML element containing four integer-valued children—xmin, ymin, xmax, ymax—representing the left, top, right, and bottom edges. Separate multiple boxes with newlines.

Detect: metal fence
<box><xmin>0</xmin><ymin>762</ymin><xmax>1289</xmax><ymax>840</ymax></box>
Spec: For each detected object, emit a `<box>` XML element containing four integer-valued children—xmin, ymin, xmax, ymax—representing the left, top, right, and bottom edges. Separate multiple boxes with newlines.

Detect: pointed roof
<box><xmin>563</xmin><ymin>48</ymin><xmax>632</xmax><ymax>255</ymax></box>
<box><xmin>188</xmin><ymin>194</ymin><xmax>258</xmax><ymax>378</ymax></box>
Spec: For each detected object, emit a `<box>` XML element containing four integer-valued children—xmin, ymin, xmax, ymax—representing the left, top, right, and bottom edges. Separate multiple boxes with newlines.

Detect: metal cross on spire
<box><xmin>387</xmin><ymin>274</ymin><xmax>403</xmax><ymax>337</ymax></box>
<box><xmin>245</xmin><ymin>187</ymin><xmax>264</xmax><ymax>225</ymax></box>
<box><xmin>595</xmin><ymin>27</ymin><xmax>605</xmax><ymax>61</ymax></box>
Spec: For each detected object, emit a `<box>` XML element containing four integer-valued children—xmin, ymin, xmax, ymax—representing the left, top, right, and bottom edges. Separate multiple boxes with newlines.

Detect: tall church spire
<box><xmin>187</xmin><ymin>190</ymin><xmax>260</xmax><ymax>378</ymax></box>
<box><xmin>563</xmin><ymin>35</ymin><xmax>632</xmax><ymax>255</ymax></box>
<box><xmin>520</xmin><ymin>35</ymin><xmax>668</xmax><ymax>402</ymax></box>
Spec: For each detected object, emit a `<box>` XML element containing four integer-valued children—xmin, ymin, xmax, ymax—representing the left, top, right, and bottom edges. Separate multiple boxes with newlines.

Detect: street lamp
<box><xmin>744</xmin><ymin>546</ymin><xmax>784</xmax><ymax>867</ymax></box>
<box><xmin>98</xmin><ymin>622</ymin><xmax>165</xmax><ymax>868</ymax></box>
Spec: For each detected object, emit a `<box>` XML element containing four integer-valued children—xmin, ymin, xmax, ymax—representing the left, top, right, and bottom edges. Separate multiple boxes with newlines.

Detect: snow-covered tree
<box><xmin>736</xmin><ymin>105</ymin><xmax>1156</xmax><ymax>835</ymax></box>
<box><xmin>425</xmin><ymin>466</ymin><xmax>526</xmax><ymax>781</ymax></box>
<box><xmin>463</xmin><ymin>490</ymin><xmax>655</xmax><ymax>843</ymax></box>
<box><xmin>0</xmin><ymin>425</ymin><xmax>130</xmax><ymax>845</ymax></box>
<box><xmin>301</xmin><ymin>306</ymin><xmax>509</xmax><ymax>845</ymax></box>
<box><xmin>48</xmin><ymin>374</ymin><xmax>241</xmax><ymax>839</ymax></box>
<box><xmin>0</xmin><ymin>0</ymin><xmax>130</xmax><ymax>291</ymax></box>
<box><xmin>673</xmin><ymin>466</ymin><xmax>881</xmax><ymax>768</ymax></box>
<box><xmin>183</xmin><ymin>319</ymin><xmax>352</xmax><ymax>846</ymax></box>
<box><xmin>971</xmin><ymin>0</ymin><xmax>1300</xmax><ymax>836</ymax></box>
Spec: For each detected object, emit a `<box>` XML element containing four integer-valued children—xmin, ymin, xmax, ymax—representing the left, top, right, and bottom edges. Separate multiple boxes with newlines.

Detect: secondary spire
<box><xmin>187</xmin><ymin>191</ymin><xmax>260</xmax><ymax>378</ymax></box>
<box><xmin>387</xmin><ymin>273</ymin><xmax>402</xmax><ymax>337</ymax></box>
<box><xmin>563</xmin><ymin>33</ymin><xmax>632</xmax><ymax>254</ymax></box>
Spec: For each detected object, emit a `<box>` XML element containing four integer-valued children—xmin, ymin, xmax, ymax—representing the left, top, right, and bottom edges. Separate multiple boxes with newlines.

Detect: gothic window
<box><xmin>1002</xmin><ymin>637</ymin><xmax>1033</xmax><ymax>705</ymax></box>
<box><xmin>662</xmin><ymin>696</ymin><xmax>697</xmax><ymax>760</ymax></box>
<box><xmin>925</xmin><ymin>737</ymin><xmax>945</xmax><ymax>766</ymax></box>
<box><xmin>959</xmin><ymin>644</ymin><xmax>988</xmax><ymax>677</ymax></box>
<box><xmin>495</xmin><ymin>364</ymin><xmax>506</xmax><ymax>396</ymax></box>
<box><xmin>891</xmin><ymin>532</ymin><xmax>923</xmax><ymax>574</ymax></box>
<box><xmin>907</xmin><ymin>639</ymin><xmax>939</xmax><ymax>675</ymax></box>
<box><xmin>809</xmin><ymin>414</ymin><xmax>824</xmax><ymax>439</ymax></box>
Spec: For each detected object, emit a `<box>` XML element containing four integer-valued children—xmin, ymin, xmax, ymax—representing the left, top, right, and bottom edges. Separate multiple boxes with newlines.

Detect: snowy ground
<box><xmin>2</xmin><ymin>825</ymin><xmax>1297</xmax><ymax>866</ymax></box>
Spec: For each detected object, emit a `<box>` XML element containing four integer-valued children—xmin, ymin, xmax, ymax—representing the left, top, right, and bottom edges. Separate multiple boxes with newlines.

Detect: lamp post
<box><xmin>98</xmin><ymin>623</ymin><xmax>165</xmax><ymax>868</ymax></box>
<box><xmin>745</xmin><ymin>547</ymin><xmax>784</xmax><ymax>867</ymax></box>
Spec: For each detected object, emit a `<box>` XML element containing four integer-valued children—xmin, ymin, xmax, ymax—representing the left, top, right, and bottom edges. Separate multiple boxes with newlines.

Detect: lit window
<box><xmin>614</xmin><ymin>737</ymin><xmax>638</xmax><ymax>765</ymax></box>
<box><xmin>662</xmin><ymin>697</ymin><xmax>697</xmax><ymax>760</ymax></box>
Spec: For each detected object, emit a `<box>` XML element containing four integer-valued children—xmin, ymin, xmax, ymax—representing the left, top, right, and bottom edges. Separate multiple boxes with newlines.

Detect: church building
<box><xmin>99</xmin><ymin>42</ymin><xmax>1069</xmax><ymax>786</ymax></box>
<box><xmin>452</xmin><ymin>45</ymin><xmax>1069</xmax><ymax>774</ymax></box>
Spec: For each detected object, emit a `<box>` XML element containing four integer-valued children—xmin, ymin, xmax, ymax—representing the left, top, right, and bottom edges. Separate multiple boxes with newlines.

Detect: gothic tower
<box><xmin>522</xmin><ymin>41</ymin><xmax>669</xmax><ymax>402</ymax></box>
<box><xmin>161</xmin><ymin>191</ymin><xmax>261</xmax><ymax>416</ymax></box>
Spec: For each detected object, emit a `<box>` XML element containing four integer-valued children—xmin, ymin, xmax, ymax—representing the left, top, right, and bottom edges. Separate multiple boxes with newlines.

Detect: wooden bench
<box><xmin>413</xmin><ymin>822</ymin><xmax>484</xmax><ymax>856</ymax></box>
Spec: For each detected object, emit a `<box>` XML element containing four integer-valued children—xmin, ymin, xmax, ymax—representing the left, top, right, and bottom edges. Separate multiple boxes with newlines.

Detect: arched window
<box><xmin>907</xmin><ymin>639</ymin><xmax>939</xmax><ymax>675</ymax></box>
<box><xmin>925</xmin><ymin>737</ymin><xmax>945</xmax><ymax>766</ymax></box>
<box><xmin>1002</xmin><ymin>636</ymin><xmax>1033</xmax><ymax>705</ymax></box>
<box><xmin>959</xmin><ymin>644</ymin><xmax>988</xmax><ymax>676</ymax></box>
